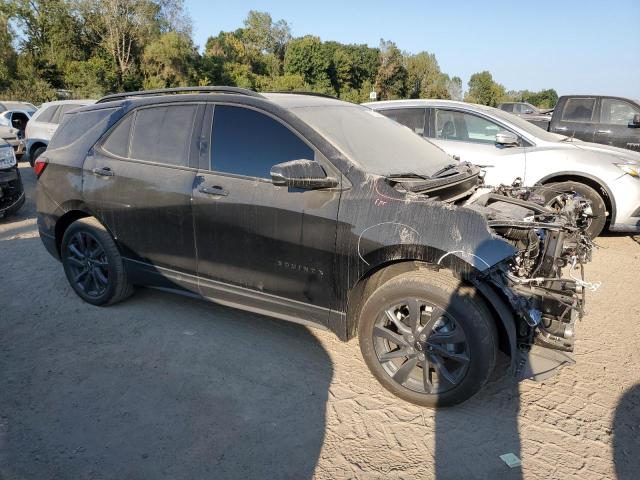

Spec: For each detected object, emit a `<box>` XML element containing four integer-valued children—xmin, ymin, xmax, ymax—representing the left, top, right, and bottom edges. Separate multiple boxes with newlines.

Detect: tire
<box><xmin>30</xmin><ymin>146</ymin><xmax>46</xmax><ymax>167</ymax></box>
<box><xmin>540</xmin><ymin>181</ymin><xmax>607</xmax><ymax>238</ymax></box>
<box><xmin>61</xmin><ymin>217</ymin><xmax>134</xmax><ymax>306</ymax></box>
<box><xmin>358</xmin><ymin>268</ymin><xmax>497</xmax><ymax>408</ymax></box>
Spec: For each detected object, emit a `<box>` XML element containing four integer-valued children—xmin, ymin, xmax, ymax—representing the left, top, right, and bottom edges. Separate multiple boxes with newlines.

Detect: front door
<box><xmin>83</xmin><ymin>103</ymin><xmax>203</xmax><ymax>289</ymax></box>
<box><xmin>192</xmin><ymin>104</ymin><xmax>340</xmax><ymax>317</ymax></box>
<box><xmin>427</xmin><ymin>108</ymin><xmax>527</xmax><ymax>187</ymax></box>
<box><xmin>594</xmin><ymin>97</ymin><xmax>640</xmax><ymax>151</ymax></box>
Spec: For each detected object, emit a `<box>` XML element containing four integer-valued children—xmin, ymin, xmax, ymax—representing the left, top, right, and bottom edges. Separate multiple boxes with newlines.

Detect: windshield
<box><xmin>488</xmin><ymin>107</ymin><xmax>567</xmax><ymax>142</ymax></box>
<box><xmin>290</xmin><ymin>104</ymin><xmax>453</xmax><ymax>177</ymax></box>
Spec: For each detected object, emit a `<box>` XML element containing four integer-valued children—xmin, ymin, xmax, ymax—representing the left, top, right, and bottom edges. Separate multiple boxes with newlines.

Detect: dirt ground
<box><xmin>1</xmin><ymin>164</ymin><xmax>639</xmax><ymax>480</ymax></box>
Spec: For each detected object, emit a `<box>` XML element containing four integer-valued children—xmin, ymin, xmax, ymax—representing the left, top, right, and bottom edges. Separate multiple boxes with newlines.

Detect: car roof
<box><xmin>363</xmin><ymin>98</ymin><xmax>498</xmax><ymax>113</ymax></box>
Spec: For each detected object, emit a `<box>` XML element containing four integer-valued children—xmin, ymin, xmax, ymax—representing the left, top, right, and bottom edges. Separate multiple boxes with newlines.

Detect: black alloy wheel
<box><xmin>373</xmin><ymin>298</ymin><xmax>469</xmax><ymax>395</ymax></box>
<box><xmin>65</xmin><ymin>231</ymin><xmax>110</xmax><ymax>298</ymax></box>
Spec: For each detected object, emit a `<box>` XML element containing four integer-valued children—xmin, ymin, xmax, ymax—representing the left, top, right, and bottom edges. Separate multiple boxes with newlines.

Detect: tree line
<box><xmin>0</xmin><ymin>2</ymin><xmax>558</xmax><ymax>108</ymax></box>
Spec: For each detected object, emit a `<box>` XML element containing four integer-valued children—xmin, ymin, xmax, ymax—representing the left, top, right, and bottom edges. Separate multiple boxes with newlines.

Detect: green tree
<box><xmin>374</xmin><ymin>39</ymin><xmax>407</xmax><ymax>100</ymax></box>
<box><xmin>0</xmin><ymin>7</ymin><xmax>18</xmax><ymax>90</ymax></box>
<box><xmin>142</xmin><ymin>31</ymin><xmax>198</xmax><ymax>88</ymax></box>
<box><xmin>405</xmin><ymin>51</ymin><xmax>450</xmax><ymax>99</ymax></box>
<box><xmin>465</xmin><ymin>71</ymin><xmax>506</xmax><ymax>106</ymax></box>
<box><xmin>284</xmin><ymin>36</ymin><xmax>334</xmax><ymax>93</ymax></box>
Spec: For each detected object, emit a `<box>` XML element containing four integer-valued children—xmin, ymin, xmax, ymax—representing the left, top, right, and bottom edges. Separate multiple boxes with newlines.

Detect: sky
<box><xmin>184</xmin><ymin>0</ymin><xmax>640</xmax><ymax>98</ymax></box>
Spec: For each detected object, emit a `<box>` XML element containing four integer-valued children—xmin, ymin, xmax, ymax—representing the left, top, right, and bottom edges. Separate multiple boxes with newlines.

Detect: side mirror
<box><xmin>270</xmin><ymin>159</ymin><xmax>338</xmax><ymax>189</ymax></box>
<box><xmin>495</xmin><ymin>131</ymin><xmax>520</xmax><ymax>147</ymax></box>
<box><xmin>629</xmin><ymin>113</ymin><xmax>640</xmax><ymax>128</ymax></box>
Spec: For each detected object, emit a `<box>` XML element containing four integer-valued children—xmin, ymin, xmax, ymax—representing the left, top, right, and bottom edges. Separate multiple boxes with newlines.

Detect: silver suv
<box><xmin>25</xmin><ymin>99</ymin><xmax>95</xmax><ymax>165</ymax></box>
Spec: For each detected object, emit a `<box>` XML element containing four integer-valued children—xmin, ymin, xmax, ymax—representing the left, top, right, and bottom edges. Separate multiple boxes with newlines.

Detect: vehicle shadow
<box><xmin>613</xmin><ymin>383</ymin><xmax>640</xmax><ymax>480</ymax></box>
<box><xmin>0</xmin><ymin>256</ymin><xmax>332</xmax><ymax>479</ymax></box>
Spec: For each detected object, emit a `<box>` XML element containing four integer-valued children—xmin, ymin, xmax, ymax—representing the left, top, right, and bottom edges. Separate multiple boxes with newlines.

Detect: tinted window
<box><xmin>37</xmin><ymin>106</ymin><xmax>59</xmax><ymax>123</ymax></box>
<box><xmin>211</xmin><ymin>105</ymin><xmax>313</xmax><ymax>178</ymax></box>
<box><xmin>130</xmin><ymin>105</ymin><xmax>197</xmax><ymax>166</ymax></box>
<box><xmin>102</xmin><ymin>114</ymin><xmax>134</xmax><ymax>158</ymax></box>
<box><xmin>600</xmin><ymin>98</ymin><xmax>640</xmax><ymax>125</ymax></box>
<box><xmin>379</xmin><ymin>108</ymin><xmax>427</xmax><ymax>135</ymax></box>
<box><xmin>562</xmin><ymin>98</ymin><xmax>596</xmax><ymax>122</ymax></box>
<box><xmin>53</xmin><ymin>104</ymin><xmax>86</xmax><ymax>124</ymax></box>
<box><xmin>49</xmin><ymin>108</ymin><xmax>117</xmax><ymax>150</ymax></box>
<box><xmin>434</xmin><ymin>110</ymin><xmax>502</xmax><ymax>144</ymax></box>
<box><xmin>500</xmin><ymin>104</ymin><xmax>514</xmax><ymax>112</ymax></box>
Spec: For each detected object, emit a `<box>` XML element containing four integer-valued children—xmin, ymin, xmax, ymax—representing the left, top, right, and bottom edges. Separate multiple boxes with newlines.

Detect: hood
<box><xmin>566</xmin><ymin>140</ymin><xmax>640</xmax><ymax>163</ymax></box>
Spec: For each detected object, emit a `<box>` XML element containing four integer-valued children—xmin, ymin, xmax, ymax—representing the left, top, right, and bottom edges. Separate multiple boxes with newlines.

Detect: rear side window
<box><xmin>129</xmin><ymin>105</ymin><xmax>197</xmax><ymax>166</ymax></box>
<box><xmin>36</xmin><ymin>106</ymin><xmax>59</xmax><ymax>123</ymax></box>
<box><xmin>379</xmin><ymin>108</ymin><xmax>427</xmax><ymax>136</ymax></box>
<box><xmin>500</xmin><ymin>104</ymin><xmax>514</xmax><ymax>113</ymax></box>
<box><xmin>561</xmin><ymin>98</ymin><xmax>596</xmax><ymax>122</ymax></box>
<box><xmin>210</xmin><ymin>105</ymin><xmax>313</xmax><ymax>178</ymax></box>
<box><xmin>49</xmin><ymin>108</ymin><xmax>117</xmax><ymax>150</ymax></box>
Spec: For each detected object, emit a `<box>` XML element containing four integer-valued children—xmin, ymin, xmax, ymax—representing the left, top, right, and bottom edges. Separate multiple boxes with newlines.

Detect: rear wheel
<box><xmin>61</xmin><ymin>217</ymin><xmax>134</xmax><ymax>306</ymax></box>
<box><xmin>540</xmin><ymin>181</ymin><xmax>607</xmax><ymax>238</ymax></box>
<box><xmin>30</xmin><ymin>146</ymin><xmax>46</xmax><ymax>167</ymax></box>
<box><xmin>358</xmin><ymin>269</ymin><xmax>497</xmax><ymax>408</ymax></box>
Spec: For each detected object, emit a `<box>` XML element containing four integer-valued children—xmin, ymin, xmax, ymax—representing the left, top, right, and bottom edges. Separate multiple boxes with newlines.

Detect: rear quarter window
<box><xmin>48</xmin><ymin>108</ymin><xmax>119</xmax><ymax>151</ymax></box>
<box><xmin>35</xmin><ymin>105</ymin><xmax>59</xmax><ymax>123</ymax></box>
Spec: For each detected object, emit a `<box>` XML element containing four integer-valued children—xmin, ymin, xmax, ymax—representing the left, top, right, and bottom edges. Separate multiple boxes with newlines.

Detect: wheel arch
<box><xmin>29</xmin><ymin>140</ymin><xmax>48</xmax><ymax>156</ymax></box>
<box><xmin>536</xmin><ymin>171</ymin><xmax>616</xmax><ymax>224</ymax></box>
<box><xmin>344</xmin><ymin>259</ymin><xmax>517</xmax><ymax>366</ymax></box>
<box><xmin>54</xmin><ymin>210</ymin><xmax>117</xmax><ymax>256</ymax></box>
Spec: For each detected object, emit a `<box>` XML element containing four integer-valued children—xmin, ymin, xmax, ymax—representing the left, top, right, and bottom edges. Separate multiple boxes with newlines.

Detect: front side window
<box><xmin>600</xmin><ymin>98</ymin><xmax>640</xmax><ymax>125</ymax></box>
<box><xmin>379</xmin><ymin>108</ymin><xmax>427</xmax><ymax>136</ymax></box>
<box><xmin>129</xmin><ymin>105</ymin><xmax>197</xmax><ymax>166</ymax></box>
<box><xmin>434</xmin><ymin>110</ymin><xmax>502</xmax><ymax>144</ymax></box>
<box><xmin>210</xmin><ymin>105</ymin><xmax>314</xmax><ymax>178</ymax></box>
<box><xmin>500</xmin><ymin>104</ymin><xmax>514</xmax><ymax>112</ymax></box>
<box><xmin>562</xmin><ymin>98</ymin><xmax>596</xmax><ymax>122</ymax></box>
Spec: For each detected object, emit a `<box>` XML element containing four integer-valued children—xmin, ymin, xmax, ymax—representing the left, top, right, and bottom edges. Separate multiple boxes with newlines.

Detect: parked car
<box><xmin>25</xmin><ymin>99</ymin><xmax>96</xmax><ymax>166</ymax></box>
<box><xmin>365</xmin><ymin>99</ymin><xmax>640</xmax><ymax>238</ymax></box>
<box><xmin>0</xmin><ymin>138</ymin><xmax>25</xmax><ymax>218</ymax></box>
<box><xmin>0</xmin><ymin>101</ymin><xmax>36</xmax><ymax>113</ymax></box>
<box><xmin>36</xmin><ymin>87</ymin><xmax>594</xmax><ymax>407</ymax></box>
<box><xmin>518</xmin><ymin>95</ymin><xmax>640</xmax><ymax>151</ymax></box>
<box><xmin>497</xmin><ymin>102</ymin><xmax>553</xmax><ymax>129</ymax></box>
<box><xmin>0</xmin><ymin>108</ymin><xmax>35</xmax><ymax>157</ymax></box>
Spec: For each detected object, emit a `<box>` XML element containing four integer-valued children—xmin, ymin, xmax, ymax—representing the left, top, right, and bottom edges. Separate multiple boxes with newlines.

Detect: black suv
<box><xmin>36</xmin><ymin>87</ymin><xmax>594</xmax><ymax>407</ymax></box>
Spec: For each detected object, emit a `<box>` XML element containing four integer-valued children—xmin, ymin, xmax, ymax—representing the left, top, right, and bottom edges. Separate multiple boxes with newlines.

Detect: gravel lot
<box><xmin>1</xmin><ymin>164</ymin><xmax>639</xmax><ymax>479</ymax></box>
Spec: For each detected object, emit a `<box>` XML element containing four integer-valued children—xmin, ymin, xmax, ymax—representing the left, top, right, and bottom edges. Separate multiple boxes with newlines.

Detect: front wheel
<box><xmin>358</xmin><ymin>269</ymin><xmax>497</xmax><ymax>408</ymax></box>
<box><xmin>540</xmin><ymin>181</ymin><xmax>607</xmax><ymax>238</ymax></box>
<box><xmin>61</xmin><ymin>217</ymin><xmax>134</xmax><ymax>306</ymax></box>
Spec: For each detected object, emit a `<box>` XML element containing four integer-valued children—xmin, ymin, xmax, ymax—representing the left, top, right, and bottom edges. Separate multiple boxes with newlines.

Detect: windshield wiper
<box><xmin>430</xmin><ymin>163</ymin><xmax>461</xmax><ymax>178</ymax></box>
<box><xmin>387</xmin><ymin>173</ymin><xmax>429</xmax><ymax>180</ymax></box>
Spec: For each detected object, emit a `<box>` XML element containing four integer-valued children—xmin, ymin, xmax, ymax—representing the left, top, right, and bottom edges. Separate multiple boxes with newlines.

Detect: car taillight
<box><xmin>34</xmin><ymin>157</ymin><xmax>48</xmax><ymax>178</ymax></box>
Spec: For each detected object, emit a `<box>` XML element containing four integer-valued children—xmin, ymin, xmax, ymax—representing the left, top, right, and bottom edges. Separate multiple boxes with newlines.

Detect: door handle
<box><xmin>555</xmin><ymin>126</ymin><xmax>568</xmax><ymax>131</ymax></box>
<box><xmin>199</xmin><ymin>185</ymin><xmax>228</xmax><ymax>196</ymax></box>
<box><xmin>92</xmin><ymin>167</ymin><xmax>114</xmax><ymax>177</ymax></box>
<box><xmin>596</xmin><ymin>129</ymin><xmax>611</xmax><ymax>134</ymax></box>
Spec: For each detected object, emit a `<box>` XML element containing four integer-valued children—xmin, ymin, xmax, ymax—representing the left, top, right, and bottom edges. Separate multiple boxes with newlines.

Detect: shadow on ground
<box><xmin>613</xmin><ymin>384</ymin><xmax>640</xmax><ymax>480</ymax></box>
<box><xmin>0</xmin><ymin>256</ymin><xmax>332</xmax><ymax>479</ymax></box>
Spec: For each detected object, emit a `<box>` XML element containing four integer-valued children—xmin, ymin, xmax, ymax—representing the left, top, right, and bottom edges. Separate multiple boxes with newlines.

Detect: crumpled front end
<box><xmin>466</xmin><ymin>184</ymin><xmax>597</xmax><ymax>379</ymax></box>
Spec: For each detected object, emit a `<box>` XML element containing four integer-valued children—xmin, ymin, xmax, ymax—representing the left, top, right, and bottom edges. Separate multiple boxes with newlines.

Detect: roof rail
<box><xmin>269</xmin><ymin>90</ymin><xmax>338</xmax><ymax>100</ymax></box>
<box><xmin>96</xmin><ymin>86</ymin><xmax>265</xmax><ymax>104</ymax></box>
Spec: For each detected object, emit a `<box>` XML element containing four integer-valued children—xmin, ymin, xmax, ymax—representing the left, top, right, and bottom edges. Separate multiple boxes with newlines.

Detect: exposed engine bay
<box><xmin>388</xmin><ymin>163</ymin><xmax>598</xmax><ymax>377</ymax></box>
<box><xmin>466</xmin><ymin>182</ymin><xmax>596</xmax><ymax>356</ymax></box>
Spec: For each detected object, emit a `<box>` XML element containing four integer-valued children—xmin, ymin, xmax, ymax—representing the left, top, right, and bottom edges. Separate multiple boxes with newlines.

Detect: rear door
<box><xmin>550</xmin><ymin>97</ymin><xmax>597</xmax><ymax>141</ymax></box>
<box><xmin>426</xmin><ymin>108</ymin><xmax>527</xmax><ymax>186</ymax></box>
<box><xmin>192</xmin><ymin>104</ymin><xmax>340</xmax><ymax>316</ymax></box>
<box><xmin>83</xmin><ymin>103</ymin><xmax>203</xmax><ymax>289</ymax></box>
<box><xmin>594</xmin><ymin>97</ymin><xmax>640</xmax><ymax>151</ymax></box>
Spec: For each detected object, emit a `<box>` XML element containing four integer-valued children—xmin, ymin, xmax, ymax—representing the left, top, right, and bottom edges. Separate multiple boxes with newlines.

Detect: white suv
<box><xmin>25</xmin><ymin>99</ymin><xmax>95</xmax><ymax>165</ymax></box>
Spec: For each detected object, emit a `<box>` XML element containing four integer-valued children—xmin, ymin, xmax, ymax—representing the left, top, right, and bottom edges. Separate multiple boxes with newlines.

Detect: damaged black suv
<box><xmin>36</xmin><ymin>87</ymin><xmax>595</xmax><ymax>407</ymax></box>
